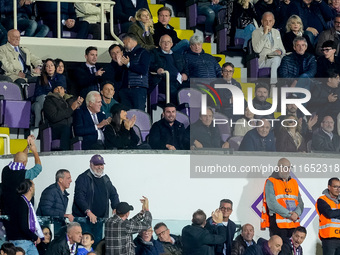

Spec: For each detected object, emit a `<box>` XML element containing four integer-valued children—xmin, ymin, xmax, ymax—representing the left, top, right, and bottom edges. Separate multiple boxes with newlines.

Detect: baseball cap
<box><xmin>90</xmin><ymin>154</ymin><xmax>105</xmax><ymax>165</ymax></box>
<box><xmin>116</xmin><ymin>202</ymin><xmax>134</xmax><ymax>214</ymax></box>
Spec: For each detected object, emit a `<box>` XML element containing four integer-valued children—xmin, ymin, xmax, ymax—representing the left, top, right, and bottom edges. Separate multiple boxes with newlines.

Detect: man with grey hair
<box><xmin>278</xmin><ymin>36</ymin><xmax>317</xmax><ymax>91</ymax></box>
<box><xmin>73</xmin><ymin>154</ymin><xmax>120</xmax><ymax>248</ymax></box>
<box><xmin>46</xmin><ymin>222</ymin><xmax>82</xmax><ymax>255</ymax></box>
<box><xmin>73</xmin><ymin>91</ymin><xmax>111</xmax><ymax>150</ymax></box>
<box><xmin>252</xmin><ymin>12</ymin><xmax>285</xmax><ymax>85</ymax></box>
<box><xmin>184</xmin><ymin>35</ymin><xmax>222</xmax><ymax>79</ymax></box>
<box><xmin>37</xmin><ymin>169</ymin><xmax>74</xmax><ymax>237</ymax></box>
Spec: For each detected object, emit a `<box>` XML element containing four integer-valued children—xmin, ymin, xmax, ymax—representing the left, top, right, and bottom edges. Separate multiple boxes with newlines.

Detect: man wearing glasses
<box><xmin>311</xmin><ymin>116</ymin><xmax>340</xmax><ymax>151</ymax></box>
<box><xmin>261</xmin><ymin>158</ymin><xmax>304</xmax><ymax>238</ymax></box>
<box><xmin>316</xmin><ymin>14</ymin><xmax>340</xmax><ymax>57</ymax></box>
<box><xmin>316</xmin><ymin>177</ymin><xmax>340</xmax><ymax>254</ymax></box>
<box><xmin>316</xmin><ymin>40</ymin><xmax>340</xmax><ymax>78</ymax></box>
<box><xmin>154</xmin><ymin>222</ymin><xmax>182</xmax><ymax>254</ymax></box>
<box><xmin>205</xmin><ymin>199</ymin><xmax>236</xmax><ymax>255</ymax></box>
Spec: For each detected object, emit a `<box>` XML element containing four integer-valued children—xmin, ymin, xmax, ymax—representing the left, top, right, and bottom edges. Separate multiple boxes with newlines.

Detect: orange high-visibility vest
<box><xmin>316</xmin><ymin>195</ymin><xmax>340</xmax><ymax>239</ymax></box>
<box><xmin>261</xmin><ymin>177</ymin><xmax>301</xmax><ymax>229</ymax></box>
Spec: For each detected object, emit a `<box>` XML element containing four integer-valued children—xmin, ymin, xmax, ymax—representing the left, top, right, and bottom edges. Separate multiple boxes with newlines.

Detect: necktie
<box><xmin>90</xmin><ymin>66</ymin><xmax>96</xmax><ymax>74</ymax></box>
<box><xmin>15</xmin><ymin>46</ymin><xmax>27</xmax><ymax>73</ymax></box>
<box><xmin>92</xmin><ymin>113</ymin><xmax>99</xmax><ymax>125</ymax></box>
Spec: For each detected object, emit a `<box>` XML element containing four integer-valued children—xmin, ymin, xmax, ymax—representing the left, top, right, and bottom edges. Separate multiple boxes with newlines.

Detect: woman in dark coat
<box><xmin>104</xmin><ymin>104</ymin><xmax>140</xmax><ymax>149</ymax></box>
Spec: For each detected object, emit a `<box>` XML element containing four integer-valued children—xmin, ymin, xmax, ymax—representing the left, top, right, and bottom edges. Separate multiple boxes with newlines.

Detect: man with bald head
<box><xmin>244</xmin><ymin>235</ymin><xmax>282</xmax><ymax>255</ymax></box>
<box><xmin>150</xmin><ymin>34</ymin><xmax>188</xmax><ymax>104</ymax></box>
<box><xmin>1</xmin><ymin>135</ymin><xmax>42</xmax><ymax>214</ymax></box>
<box><xmin>312</xmin><ymin>115</ymin><xmax>340</xmax><ymax>152</ymax></box>
<box><xmin>261</xmin><ymin>158</ymin><xmax>304</xmax><ymax>238</ymax></box>
<box><xmin>0</xmin><ymin>29</ymin><xmax>42</xmax><ymax>85</ymax></box>
<box><xmin>231</xmin><ymin>224</ymin><xmax>256</xmax><ymax>255</ymax></box>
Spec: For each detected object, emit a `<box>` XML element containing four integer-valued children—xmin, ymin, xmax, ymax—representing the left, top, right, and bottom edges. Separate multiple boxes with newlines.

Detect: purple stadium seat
<box><xmin>0</xmin><ymin>81</ymin><xmax>31</xmax><ymax>129</ymax></box>
<box><xmin>186</xmin><ymin>0</ymin><xmax>206</xmax><ymax>30</ymax></box>
<box><xmin>132</xmin><ymin>125</ymin><xmax>142</xmax><ymax>146</ymax></box>
<box><xmin>127</xmin><ymin>109</ymin><xmax>152</xmax><ymax>142</ymax></box>
<box><xmin>228</xmin><ymin>136</ymin><xmax>243</xmax><ymax>151</ymax></box>
<box><xmin>177</xmin><ymin>88</ymin><xmax>203</xmax><ymax>124</ymax></box>
<box><xmin>176</xmin><ymin>111</ymin><xmax>190</xmax><ymax>128</ymax></box>
<box><xmin>214</xmin><ymin>111</ymin><xmax>231</xmax><ymax>142</ymax></box>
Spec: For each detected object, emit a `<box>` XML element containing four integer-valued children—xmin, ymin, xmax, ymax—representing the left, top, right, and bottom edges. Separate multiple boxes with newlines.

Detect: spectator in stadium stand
<box><xmin>275</xmin><ymin>115</ymin><xmax>308</xmax><ymax>152</ymax></box>
<box><xmin>134</xmin><ymin>227</ymin><xmax>164</xmax><ymax>254</ymax></box>
<box><xmin>149</xmin><ymin>34</ymin><xmax>189</xmax><ymax>104</ymax></box>
<box><xmin>243</xmin><ymin>236</ymin><xmax>283</xmax><ymax>255</ymax></box>
<box><xmin>74</xmin><ymin>46</ymin><xmax>105</xmax><ymax>99</ymax></box>
<box><xmin>113</xmin><ymin>0</ymin><xmax>150</xmax><ymax>34</ymax></box>
<box><xmin>282</xmin><ymin>15</ymin><xmax>314</xmax><ymax>54</ymax></box>
<box><xmin>15</xmin><ymin>247</ymin><xmax>25</xmax><ymax>255</ymax></box>
<box><xmin>148</xmin><ymin>103</ymin><xmax>187</xmax><ymax>150</ymax></box>
<box><xmin>308</xmin><ymin>69</ymin><xmax>340</xmax><ymax>126</ymax></box>
<box><xmin>37</xmin><ymin>1</ymin><xmax>89</xmax><ymax>39</ymax></box>
<box><xmin>54</xmin><ymin>58</ymin><xmax>74</xmax><ymax>96</ymax></box>
<box><xmin>251</xmin><ymin>83</ymin><xmax>274</xmax><ymax>119</ymax></box>
<box><xmin>72</xmin><ymin>154</ymin><xmax>120</xmax><ymax>248</ymax></box>
<box><xmin>1</xmin><ymin>135</ymin><xmax>41</xmax><ymax>215</ymax></box>
<box><xmin>261</xmin><ymin>158</ymin><xmax>304</xmax><ymax>238</ymax></box>
<box><xmin>316</xmin><ymin>40</ymin><xmax>340</xmax><ymax>78</ymax></box>
<box><xmin>181</xmin><ymin>209</ymin><xmax>226</xmax><ymax>254</ymax></box>
<box><xmin>187</xmin><ymin>107</ymin><xmax>230</xmax><ymax>149</ymax></box>
<box><xmin>251</xmin><ymin>12</ymin><xmax>285</xmax><ymax>86</ymax></box>
<box><xmin>45</xmin><ymin>222</ymin><xmax>82</xmax><ymax>255</ymax></box>
<box><xmin>278</xmin><ymin>36</ymin><xmax>317</xmax><ymax>92</ymax></box>
<box><xmin>205</xmin><ymin>199</ymin><xmax>236</xmax><ymax>255</ymax></box>
<box><xmin>100</xmin><ymin>82</ymin><xmax>118</xmax><ymax>119</ymax></box>
<box><xmin>231</xmin><ymin>224</ymin><xmax>256</xmax><ymax>255</ymax></box>
<box><xmin>0</xmin><ymin>22</ymin><xmax>7</xmax><ymax>46</ymax></box>
<box><xmin>312</xmin><ymin>115</ymin><xmax>340</xmax><ymax>152</ymax></box>
<box><xmin>316</xmin><ymin>14</ymin><xmax>340</xmax><ymax>57</ymax></box>
<box><xmin>42</xmin><ymin>74</ymin><xmax>84</xmax><ymax>150</ymax></box>
<box><xmin>0</xmin><ymin>29</ymin><xmax>42</xmax><ymax>85</ymax></box>
<box><xmin>105</xmin><ymin>197</ymin><xmax>152</xmax><ymax>255</ymax></box>
<box><xmin>37</xmin><ymin>169</ymin><xmax>74</xmax><ymax>237</ymax></box>
<box><xmin>315</xmin><ymin>177</ymin><xmax>340</xmax><ymax>255</ymax></box>
<box><xmin>106</xmin><ymin>44</ymin><xmax>124</xmax><ymax>101</ymax></box>
<box><xmin>153</xmin><ymin>6</ymin><xmax>189</xmax><ymax>54</ymax></box>
<box><xmin>118</xmin><ymin>33</ymin><xmax>150</xmax><ymax>111</ymax></box>
<box><xmin>280</xmin><ymin>226</ymin><xmax>307</xmax><ymax>255</ymax></box>
<box><xmin>0</xmin><ymin>243</ymin><xmax>16</xmax><ymax>255</ymax></box>
<box><xmin>154</xmin><ymin>222</ymin><xmax>183</xmax><ymax>254</ymax></box>
<box><xmin>37</xmin><ymin>226</ymin><xmax>52</xmax><ymax>255</ymax></box>
<box><xmin>128</xmin><ymin>8</ymin><xmax>156</xmax><ymax>51</ymax></box>
<box><xmin>7</xmin><ymin>180</ymin><xmax>44</xmax><ymax>255</ymax></box>
<box><xmin>74</xmin><ymin>1</ymin><xmax>112</xmax><ymax>40</ymax></box>
<box><xmin>233</xmin><ymin>106</ymin><xmax>256</xmax><ymax>137</ymax></box>
<box><xmin>185</xmin><ymin>35</ymin><xmax>222</xmax><ymax>79</ymax></box>
<box><xmin>239</xmin><ymin>119</ymin><xmax>276</xmax><ymax>151</ymax></box>
<box><xmin>73</xmin><ymin>91</ymin><xmax>111</xmax><ymax>150</ymax></box>
<box><xmin>290</xmin><ymin>0</ymin><xmax>333</xmax><ymax>47</ymax></box>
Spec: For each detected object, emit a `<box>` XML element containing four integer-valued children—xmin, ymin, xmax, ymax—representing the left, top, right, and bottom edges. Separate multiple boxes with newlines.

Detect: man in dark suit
<box><xmin>73</xmin><ymin>91</ymin><xmax>111</xmax><ymax>150</ymax></box>
<box><xmin>75</xmin><ymin>46</ymin><xmax>105</xmax><ymax>98</ymax></box>
<box><xmin>46</xmin><ymin>222</ymin><xmax>82</xmax><ymax>255</ymax></box>
<box><xmin>37</xmin><ymin>1</ymin><xmax>89</xmax><ymax>39</ymax></box>
<box><xmin>114</xmin><ymin>0</ymin><xmax>149</xmax><ymax>33</ymax></box>
<box><xmin>205</xmin><ymin>199</ymin><xmax>236</xmax><ymax>255</ymax></box>
<box><xmin>312</xmin><ymin>116</ymin><xmax>340</xmax><ymax>152</ymax></box>
<box><xmin>182</xmin><ymin>209</ymin><xmax>226</xmax><ymax>254</ymax></box>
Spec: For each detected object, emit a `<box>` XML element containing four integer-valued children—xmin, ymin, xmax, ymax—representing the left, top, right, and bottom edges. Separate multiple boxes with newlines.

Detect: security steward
<box><xmin>316</xmin><ymin>177</ymin><xmax>340</xmax><ymax>255</ymax></box>
<box><xmin>261</xmin><ymin>158</ymin><xmax>304</xmax><ymax>238</ymax></box>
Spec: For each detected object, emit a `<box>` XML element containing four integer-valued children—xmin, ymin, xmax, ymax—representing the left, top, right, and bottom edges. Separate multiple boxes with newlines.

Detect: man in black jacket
<box><xmin>231</xmin><ymin>224</ymin><xmax>256</xmax><ymax>255</ymax></box>
<box><xmin>312</xmin><ymin>116</ymin><xmax>340</xmax><ymax>152</ymax></box>
<box><xmin>244</xmin><ymin>236</ymin><xmax>283</xmax><ymax>255</ymax></box>
<box><xmin>182</xmin><ymin>209</ymin><xmax>226</xmax><ymax>255</ymax></box>
<box><xmin>280</xmin><ymin>226</ymin><xmax>306</xmax><ymax>255</ymax></box>
<box><xmin>148</xmin><ymin>103</ymin><xmax>187</xmax><ymax>150</ymax></box>
<box><xmin>154</xmin><ymin>222</ymin><xmax>182</xmax><ymax>254</ymax></box>
<box><xmin>46</xmin><ymin>222</ymin><xmax>82</xmax><ymax>255</ymax></box>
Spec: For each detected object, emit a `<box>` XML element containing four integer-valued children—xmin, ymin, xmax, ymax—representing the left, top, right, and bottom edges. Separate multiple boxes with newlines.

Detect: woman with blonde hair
<box><xmin>276</xmin><ymin>115</ymin><xmax>307</xmax><ymax>152</ymax></box>
<box><xmin>282</xmin><ymin>15</ymin><xmax>314</xmax><ymax>53</ymax></box>
<box><xmin>128</xmin><ymin>8</ymin><xmax>156</xmax><ymax>51</ymax></box>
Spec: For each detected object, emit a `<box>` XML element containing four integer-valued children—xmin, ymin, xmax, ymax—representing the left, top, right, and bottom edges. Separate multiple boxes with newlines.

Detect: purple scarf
<box><xmin>8</xmin><ymin>161</ymin><xmax>25</xmax><ymax>170</ymax></box>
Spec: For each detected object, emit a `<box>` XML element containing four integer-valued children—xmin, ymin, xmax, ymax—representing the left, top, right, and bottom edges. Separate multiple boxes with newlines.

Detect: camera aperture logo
<box><xmin>199</xmin><ymin>83</ymin><xmax>312</xmax><ymax>128</ymax></box>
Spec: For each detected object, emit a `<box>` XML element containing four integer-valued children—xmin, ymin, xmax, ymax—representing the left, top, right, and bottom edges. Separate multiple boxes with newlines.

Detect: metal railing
<box><xmin>12</xmin><ymin>0</ymin><xmax>123</xmax><ymax>44</ymax></box>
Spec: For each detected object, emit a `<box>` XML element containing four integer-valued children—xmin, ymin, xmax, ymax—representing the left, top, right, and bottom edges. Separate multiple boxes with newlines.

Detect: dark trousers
<box><xmin>269</xmin><ymin>214</ymin><xmax>295</xmax><ymax>238</ymax></box>
<box><xmin>322</xmin><ymin>239</ymin><xmax>340</xmax><ymax>255</ymax></box>
<box><xmin>43</xmin><ymin>19</ymin><xmax>89</xmax><ymax>39</ymax></box>
<box><xmin>119</xmin><ymin>87</ymin><xmax>147</xmax><ymax>111</ymax></box>
<box><xmin>52</xmin><ymin>125</ymin><xmax>72</xmax><ymax>151</ymax></box>
<box><xmin>88</xmin><ymin>23</ymin><xmax>113</xmax><ymax>40</ymax></box>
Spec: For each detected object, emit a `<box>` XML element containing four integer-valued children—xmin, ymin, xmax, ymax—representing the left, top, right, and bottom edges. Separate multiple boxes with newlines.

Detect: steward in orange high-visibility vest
<box><xmin>260</xmin><ymin>158</ymin><xmax>304</xmax><ymax>237</ymax></box>
<box><xmin>315</xmin><ymin>177</ymin><xmax>340</xmax><ymax>254</ymax></box>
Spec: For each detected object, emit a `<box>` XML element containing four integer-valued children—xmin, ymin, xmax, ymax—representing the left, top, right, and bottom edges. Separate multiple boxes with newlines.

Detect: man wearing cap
<box><xmin>105</xmin><ymin>197</ymin><xmax>152</xmax><ymax>255</ymax></box>
<box><xmin>43</xmin><ymin>74</ymin><xmax>84</xmax><ymax>150</ymax></box>
<box><xmin>72</xmin><ymin>154</ymin><xmax>119</xmax><ymax>248</ymax></box>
